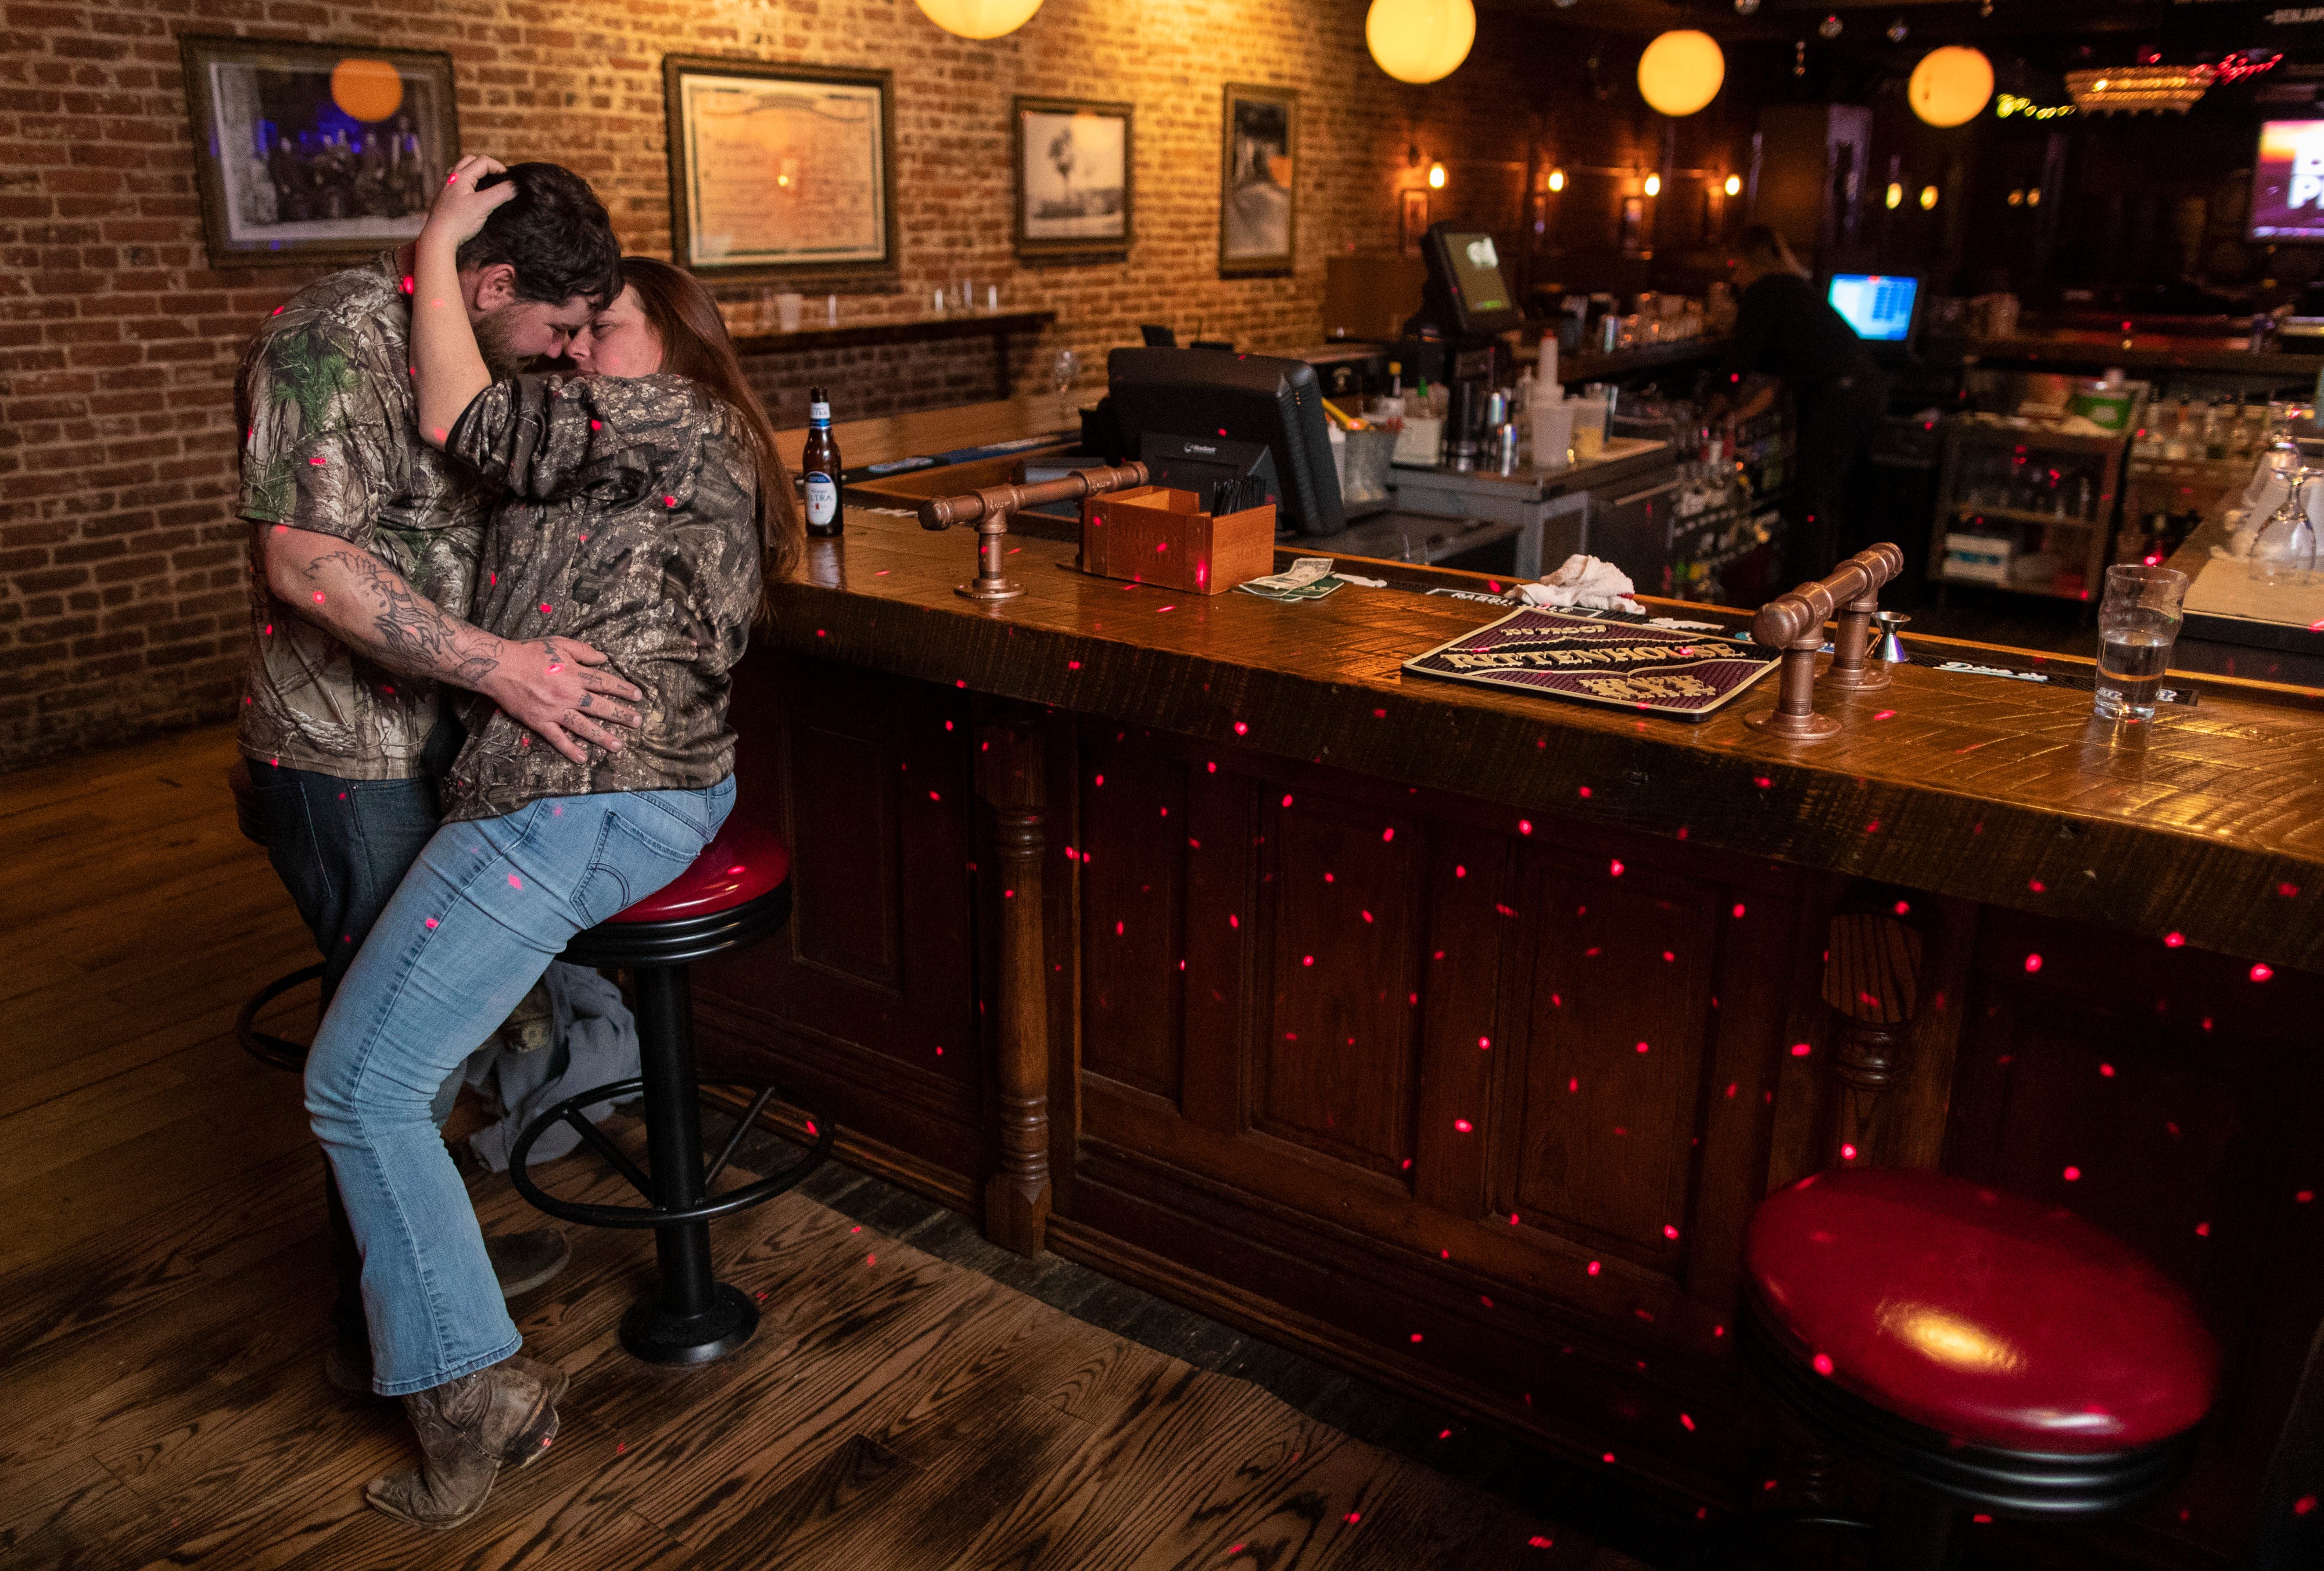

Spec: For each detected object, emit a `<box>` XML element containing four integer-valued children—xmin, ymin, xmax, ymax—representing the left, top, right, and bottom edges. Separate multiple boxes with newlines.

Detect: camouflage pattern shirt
<box><xmin>440</xmin><ymin>373</ymin><xmax>761</xmax><ymax>823</ymax></box>
<box><xmin>235</xmin><ymin>253</ymin><xmax>490</xmax><ymax>779</ymax></box>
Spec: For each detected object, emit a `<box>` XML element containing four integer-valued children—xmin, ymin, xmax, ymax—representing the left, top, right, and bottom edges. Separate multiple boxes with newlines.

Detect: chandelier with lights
<box><xmin>2064</xmin><ymin>63</ymin><xmax>2216</xmax><ymax>115</ymax></box>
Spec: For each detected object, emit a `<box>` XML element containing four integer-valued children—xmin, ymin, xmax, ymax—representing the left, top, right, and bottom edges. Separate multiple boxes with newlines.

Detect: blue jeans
<box><xmin>304</xmin><ymin>778</ymin><xmax>734</xmax><ymax>1395</ymax></box>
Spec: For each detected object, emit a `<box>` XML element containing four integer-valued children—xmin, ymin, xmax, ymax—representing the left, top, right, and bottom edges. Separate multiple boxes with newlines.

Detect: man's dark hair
<box><xmin>458</xmin><ymin>163</ymin><xmax>623</xmax><ymax>310</ymax></box>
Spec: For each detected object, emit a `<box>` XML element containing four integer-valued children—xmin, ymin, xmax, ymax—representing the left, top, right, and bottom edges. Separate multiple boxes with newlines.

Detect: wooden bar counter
<box><xmin>695</xmin><ymin>505</ymin><xmax>2324</xmax><ymax>1567</ymax></box>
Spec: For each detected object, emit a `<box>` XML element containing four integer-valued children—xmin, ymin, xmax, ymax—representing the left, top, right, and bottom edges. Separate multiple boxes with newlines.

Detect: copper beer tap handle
<box><xmin>917</xmin><ymin>462</ymin><xmax>1150</xmax><ymax>531</ymax></box>
<box><xmin>1744</xmin><ymin>543</ymin><xmax>1904</xmax><ymax>740</ymax></box>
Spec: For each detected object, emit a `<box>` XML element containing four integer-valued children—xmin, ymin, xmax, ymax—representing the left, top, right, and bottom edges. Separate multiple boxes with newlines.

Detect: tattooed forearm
<box><xmin>284</xmin><ymin>544</ymin><xmax>503</xmax><ymax>691</ymax></box>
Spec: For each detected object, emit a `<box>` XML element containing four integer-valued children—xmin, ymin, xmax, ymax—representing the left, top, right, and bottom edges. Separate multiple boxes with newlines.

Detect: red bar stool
<box><xmin>510</xmin><ymin>811</ymin><xmax>833</xmax><ymax>1366</ymax></box>
<box><xmin>1733</xmin><ymin>1167</ymin><xmax>2219</xmax><ymax>1570</ymax></box>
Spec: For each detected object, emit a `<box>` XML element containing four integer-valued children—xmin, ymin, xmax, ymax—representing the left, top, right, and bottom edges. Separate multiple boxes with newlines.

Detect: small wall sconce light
<box><xmin>1919</xmin><ymin>184</ymin><xmax>1939</xmax><ymax>210</ymax></box>
<box><xmin>1428</xmin><ymin>160</ymin><xmax>1447</xmax><ymax>189</ymax></box>
<box><xmin>1724</xmin><ymin>173</ymin><xmax>1742</xmax><ymax>196</ymax></box>
<box><xmin>1885</xmin><ymin>180</ymin><xmax>1903</xmax><ymax>209</ymax></box>
<box><xmin>1548</xmin><ymin>168</ymin><xmax>1567</xmax><ymax>192</ymax></box>
<box><xmin>1643</xmin><ymin>172</ymin><xmax>1662</xmax><ymax>196</ymax></box>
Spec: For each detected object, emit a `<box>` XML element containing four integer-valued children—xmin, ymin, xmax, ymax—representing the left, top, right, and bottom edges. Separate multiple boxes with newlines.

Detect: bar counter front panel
<box><xmin>694</xmin><ymin>509</ymin><xmax>2324</xmax><ymax>1568</ymax></box>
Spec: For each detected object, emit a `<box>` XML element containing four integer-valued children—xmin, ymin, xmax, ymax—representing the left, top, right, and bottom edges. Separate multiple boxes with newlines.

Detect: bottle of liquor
<box><xmin>802</xmin><ymin>386</ymin><xmax>842</xmax><ymax>538</ymax></box>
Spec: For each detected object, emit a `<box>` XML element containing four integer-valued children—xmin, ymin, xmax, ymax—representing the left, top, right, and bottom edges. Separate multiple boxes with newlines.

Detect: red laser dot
<box><xmin>1601</xmin><ymin>1451</ymin><xmax>1616</xmax><ymax>1464</ymax></box>
<box><xmin>1791</xmin><ymin>1042</ymin><xmax>1812</xmax><ymax>1057</ymax></box>
<box><xmin>1530</xmin><ymin>1535</ymin><xmax>1556</xmax><ymax>1548</ymax></box>
<box><xmin>1410</xmin><ymin>1332</ymin><xmax>1423</xmax><ymax>1343</ymax></box>
<box><xmin>2063</xmin><ymin>1165</ymin><xmax>2082</xmax><ymax>1181</ymax></box>
<box><xmin>311</xmin><ymin>591</ymin><xmax>325</xmax><ymax>602</ymax></box>
<box><xmin>1301</xmin><ymin>954</ymin><xmax>1314</xmax><ymax>966</ymax></box>
<box><xmin>2299</xmin><ymin>1190</ymin><xmax>2315</xmax><ymax>1203</ymax></box>
<box><xmin>2252</xmin><ymin>963</ymin><xmax>2275</xmax><ymax>982</ymax></box>
<box><xmin>1731</xmin><ymin>902</ymin><xmax>1746</xmax><ymax>918</ymax></box>
<box><xmin>424</xmin><ymin>918</ymin><xmax>438</xmax><ymax>929</ymax></box>
<box><xmin>662</xmin><ymin>495</ymin><xmax>676</xmax><ymax>507</ymax></box>
<box><xmin>2295</xmin><ymin>1494</ymin><xmax>2316</xmax><ymax>1515</ymax></box>
<box><xmin>1228</xmin><ymin>914</ymin><xmax>1239</xmax><ymax>927</ymax></box>
<box><xmin>2028</xmin><ymin>878</ymin><xmax>2046</xmax><ymax>892</ymax></box>
<box><xmin>1874</xmin><ymin>709</ymin><xmax>1895</xmax><ymax>720</ymax></box>
<box><xmin>1635</xmin><ymin>1041</ymin><xmax>1650</xmax><ymax>1053</ymax></box>
<box><xmin>1841</xmin><ymin>1142</ymin><xmax>1858</xmax><ymax>1160</ymax></box>
<box><xmin>2024</xmin><ymin>953</ymin><xmax>2043</xmax><ymax>973</ymax></box>
<box><xmin>1518</xmin><ymin>819</ymin><xmax>1533</xmax><ymax>834</ymax></box>
<box><xmin>1381</xmin><ymin>826</ymin><xmax>1395</xmax><ymax>842</ymax></box>
<box><xmin>1361</xmin><ymin>909</ymin><xmax>1373</xmax><ymax>922</ymax></box>
<box><xmin>2282</xmin><ymin>883</ymin><xmax>2303</xmax><ymax>897</ymax></box>
<box><xmin>2196</xmin><ymin>1222</ymin><xmax>2211</xmax><ymax>1236</ymax></box>
<box><xmin>1680</xmin><ymin>1412</ymin><xmax>1695</xmax><ymax>1430</ymax></box>
<box><xmin>1609</xmin><ymin>858</ymin><xmax>1624</xmax><ymax>876</ymax></box>
<box><xmin>1813</xmin><ymin>1353</ymin><xmax>1834</xmax><ymax>1375</ymax></box>
<box><xmin>508</xmin><ymin>875</ymin><xmax>523</xmax><ymax>889</ymax></box>
<box><xmin>1232</xmin><ymin>721</ymin><xmax>1248</xmax><ymax>735</ymax></box>
<box><xmin>1587</xmin><ymin>1260</ymin><xmax>1601</xmax><ymax>1275</ymax></box>
<box><xmin>1663</xmin><ymin>1224</ymin><xmax>1680</xmax><ymax>1239</ymax></box>
<box><xmin>1454</xmin><ymin>1118</ymin><xmax>1473</xmax><ymax>1132</ymax></box>
<box><xmin>1344</xmin><ymin>1511</ymin><xmax>1362</xmax><ymax>1523</ymax></box>
<box><xmin>539</xmin><ymin>602</ymin><xmax>553</xmax><ymax>615</ymax></box>
<box><xmin>1893</xmin><ymin>899</ymin><xmax>1911</xmax><ymax>915</ymax></box>
<box><xmin>2164</xmin><ymin>931</ymin><xmax>2185</xmax><ymax>946</ymax></box>
<box><xmin>2099</xmin><ymin>1063</ymin><xmax>2114</xmax><ymax>1077</ymax></box>
<box><xmin>1281</xmin><ymin>794</ymin><xmax>1294</xmax><ymax>807</ymax></box>
<box><xmin>1478</xmin><ymin>1035</ymin><xmax>1491</xmax><ymax>1049</ymax></box>
<box><xmin>1972</xmin><ymin>1513</ymin><xmax>1992</xmax><ymax>1523</ymax></box>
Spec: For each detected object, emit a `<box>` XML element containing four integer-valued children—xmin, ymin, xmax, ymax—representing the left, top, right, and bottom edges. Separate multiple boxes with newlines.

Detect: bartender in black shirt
<box><xmin>1707</xmin><ymin>225</ymin><xmax>1889</xmax><ymax>589</ymax></box>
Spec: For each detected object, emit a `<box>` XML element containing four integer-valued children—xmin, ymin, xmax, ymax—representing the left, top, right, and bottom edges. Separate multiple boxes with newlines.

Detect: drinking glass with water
<box><xmin>2094</xmin><ymin>564</ymin><xmax>2189</xmax><ymax>722</ymax></box>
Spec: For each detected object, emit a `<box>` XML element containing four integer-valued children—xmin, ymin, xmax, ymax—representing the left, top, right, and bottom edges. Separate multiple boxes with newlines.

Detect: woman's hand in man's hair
<box><xmin>421</xmin><ymin>154</ymin><xmax>519</xmax><ymax>253</ymax></box>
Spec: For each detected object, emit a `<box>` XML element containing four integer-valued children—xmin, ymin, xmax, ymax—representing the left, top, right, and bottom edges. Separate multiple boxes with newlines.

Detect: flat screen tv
<box><xmin>1827</xmin><ymin>273</ymin><xmax>1920</xmax><ymax>345</ymax></box>
<box><xmin>2251</xmin><ymin>120</ymin><xmax>2324</xmax><ymax>241</ymax></box>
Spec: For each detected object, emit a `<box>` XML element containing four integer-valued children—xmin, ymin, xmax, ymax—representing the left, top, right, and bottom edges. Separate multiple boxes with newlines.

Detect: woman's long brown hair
<box><xmin>618</xmin><ymin>256</ymin><xmax>803</xmax><ymax>623</ymax></box>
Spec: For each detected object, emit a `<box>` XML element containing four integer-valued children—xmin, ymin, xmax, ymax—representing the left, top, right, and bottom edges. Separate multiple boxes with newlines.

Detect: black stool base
<box><xmin>621</xmin><ymin>1281</ymin><xmax>758</xmax><ymax>1365</ymax></box>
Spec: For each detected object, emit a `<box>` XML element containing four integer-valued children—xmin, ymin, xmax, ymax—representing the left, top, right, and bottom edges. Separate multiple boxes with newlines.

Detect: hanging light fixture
<box><xmin>2065</xmin><ymin>64</ymin><xmax>2215</xmax><ymax>114</ymax></box>
<box><xmin>912</xmin><ymin>0</ymin><xmax>1043</xmax><ymax>39</ymax></box>
<box><xmin>1366</xmin><ymin>0</ymin><xmax>1476</xmax><ymax>85</ymax></box>
<box><xmin>1908</xmin><ymin>45</ymin><xmax>1995</xmax><ymax>126</ymax></box>
<box><xmin>1920</xmin><ymin>184</ymin><xmax>1939</xmax><ymax>209</ymax></box>
<box><xmin>1637</xmin><ymin>29</ymin><xmax>1726</xmax><ymax>117</ymax></box>
<box><xmin>1885</xmin><ymin>181</ymin><xmax>1903</xmax><ymax>209</ymax></box>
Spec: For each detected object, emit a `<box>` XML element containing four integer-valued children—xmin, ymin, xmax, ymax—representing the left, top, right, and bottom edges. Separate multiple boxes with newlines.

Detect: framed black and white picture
<box><xmin>179</xmin><ymin>35</ymin><xmax>459</xmax><ymax>268</ymax></box>
<box><xmin>1220</xmin><ymin>83</ymin><xmax>1296</xmax><ymax>277</ymax></box>
<box><xmin>1013</xmin><ymin>96</ymin><xmax>1132</xmax><ymax>264</ymax></box>
<box><xmin>664</xmin><ymin>56</ymin><xmax>898</xmax><ymax>286</ymax></box>
<box><xmin>1400</xmin><ymin>189</ymin><xmax>1431</xmax><ymax>258</ymax></box>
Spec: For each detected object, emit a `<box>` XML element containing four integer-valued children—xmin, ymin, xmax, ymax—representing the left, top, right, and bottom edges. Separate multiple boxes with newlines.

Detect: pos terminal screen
<box><xmin>1445</xmin><ymin>232</ymin><xmax>1514</xmax><ymax>317</ymax></box>
<box><xmin>1826</xmin><ymin>274</ymin><xmax>1920</xmax><ymax>343</ymax></box>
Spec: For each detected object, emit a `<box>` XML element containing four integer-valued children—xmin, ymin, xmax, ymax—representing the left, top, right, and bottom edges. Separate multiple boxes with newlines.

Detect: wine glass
<box><xmin>2251</xmin><ymin>470</ymin><xmax>2319</xmax><ymax>586</ymax></box>
<box><xmin>1049</xmin><ymin>347</ymin><xmax>1079</xmax><ymax>429</ymax></box>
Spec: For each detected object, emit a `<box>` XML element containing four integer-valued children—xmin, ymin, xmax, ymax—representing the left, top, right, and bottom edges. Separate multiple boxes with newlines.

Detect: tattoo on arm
<box><xmin>296</xmin><ymin>548</ymin><xmax>503</xmax><ymax>688</ymax></box>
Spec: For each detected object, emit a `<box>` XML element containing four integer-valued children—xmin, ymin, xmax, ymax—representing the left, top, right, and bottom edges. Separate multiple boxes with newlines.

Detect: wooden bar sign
<box><xmin>1079</xmin><ymin>486</ymin><xmax>1275</xmax><ymax>596</ymax></box>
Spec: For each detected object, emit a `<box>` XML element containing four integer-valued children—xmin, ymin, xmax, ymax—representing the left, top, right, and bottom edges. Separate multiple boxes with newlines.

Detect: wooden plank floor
<box><xmin>0</xmin><ymin>726</ymin><xmax>1638</xmax><ymax>1571</ymax></box>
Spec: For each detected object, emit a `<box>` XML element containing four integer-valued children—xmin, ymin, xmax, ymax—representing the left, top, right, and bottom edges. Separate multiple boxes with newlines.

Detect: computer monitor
<box><xmin>1419</xmin><ymin>224</ymin><xmax>1525</xmax><ymax>340</ymax></box>
<box><xmin>1827</xmin><ymin>273</ymin><xmax>1921</xmax><ymax>347</ymax></box>
<box><xmin>1103</xmin><ymin>347</ymin><xmax>1346</xmax><ymax>535</ymax></box>
<box><xmin>2251</xmin><ymin>120</ymin><xmax>2324</xmax><ymax>240</ymax></box>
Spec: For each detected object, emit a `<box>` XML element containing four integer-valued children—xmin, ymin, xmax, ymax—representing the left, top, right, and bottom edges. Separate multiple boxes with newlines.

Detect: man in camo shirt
<box><xmin>236</xmin><ymin>163</ymin><xmax>637</xmax><ymax>1396</ymax></box>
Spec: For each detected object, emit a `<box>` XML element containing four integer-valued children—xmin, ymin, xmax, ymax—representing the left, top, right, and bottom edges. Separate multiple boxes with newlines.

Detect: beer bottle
<box><xmin>802</xmin><ymin>386</ymin><xmax>842</xmax><ymax>538</ymax></box>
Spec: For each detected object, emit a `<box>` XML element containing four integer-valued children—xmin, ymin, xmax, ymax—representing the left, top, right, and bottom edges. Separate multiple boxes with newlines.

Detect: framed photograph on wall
<box><xmin>664</xmin><ymin>56</ymin><xmax>898</xmax><ymax>285</ymax></box>
<box><xmin>1014</xmin><ymin>96</ymin><xmax>1132</xmax><ymax>264</ymax></box>
<box><xmin>1220</xmin><ymin>83</ymin><xmax>1296</xmax><ymax>277</ymax></box>
<box><xmin>179</xmin><ymin>35</ymin><xmax>458</xmax><ymax>268</ymax></box>
<box><xmin>1400</xmin><ymin>189</ymin><xmax>1430</xmax><ymax>258</ymax></box>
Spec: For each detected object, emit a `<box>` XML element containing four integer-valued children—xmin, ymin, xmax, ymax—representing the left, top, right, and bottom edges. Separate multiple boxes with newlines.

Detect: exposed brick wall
<box><xmin>0</xmin><ymin>0</ymin><xmax>1706</xmax><ymax>770</ymax></box>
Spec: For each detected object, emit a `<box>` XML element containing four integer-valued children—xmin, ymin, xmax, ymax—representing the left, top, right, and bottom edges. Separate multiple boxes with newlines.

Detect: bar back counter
<box><xmin>691</xmin><ymin>494</ymin><xmax>2323</xmax><ymax>1567</ymax></box>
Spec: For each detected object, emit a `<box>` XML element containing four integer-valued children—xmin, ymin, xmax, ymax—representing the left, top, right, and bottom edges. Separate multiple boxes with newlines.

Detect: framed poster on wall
<box><xmin>1400</xmin><ymin>189</ymin><xmax>1430</xmax><ymax>257</ymax></box>
<box><xmin>180</xmin><ymin>35</ymin><xmax>458</xmax><ymax>268</ymax></box>
<box><xmin>1220</xmin><ymin>83</ymin><xmax>1296</xmax><ymax>277</ymax></box>
<box><xmin>1013</xmin><ymin>96</ymin><xmax>1133</xmax><ymax>264</ymax></box>
<box><xmin>664</xmin><ymin>56</ymin><xmax>898</xmax><ymax>285</ymax></box>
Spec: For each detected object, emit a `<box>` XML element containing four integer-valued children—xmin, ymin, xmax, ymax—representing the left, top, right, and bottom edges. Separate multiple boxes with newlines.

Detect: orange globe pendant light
<box><xmin>1367</xmin><ymin>0</ymin><xmax>1477</xmax><ymax>85</ymax></box>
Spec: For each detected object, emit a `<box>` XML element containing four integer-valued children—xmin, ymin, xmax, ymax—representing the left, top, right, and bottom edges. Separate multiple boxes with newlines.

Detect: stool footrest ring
<box><xmin>508</xmin><ymin>1078</ymin><xmax>833</xmax><ymax>1230</ymax></box>
<box><xmin>237</xmin><ymin>962</ymin><xmax>325</xmax><ymax>1073</ymax></box>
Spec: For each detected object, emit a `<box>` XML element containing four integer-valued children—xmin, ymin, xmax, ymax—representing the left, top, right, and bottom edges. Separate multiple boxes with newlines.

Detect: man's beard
<box><xmin>472</xmin><ymin>310</ymin><xmax>528</xmax><ymax>379</ymax></box>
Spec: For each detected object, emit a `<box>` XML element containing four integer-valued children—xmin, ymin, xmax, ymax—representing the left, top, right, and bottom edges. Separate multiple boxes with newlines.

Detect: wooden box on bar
<box><xmin>1078</xmin><ymin>486</ymin><xmax>1275</xmax><ymax>596</ymax></box>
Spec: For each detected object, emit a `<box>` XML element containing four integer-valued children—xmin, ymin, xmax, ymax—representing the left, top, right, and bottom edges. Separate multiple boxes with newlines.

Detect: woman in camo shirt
<box><xmin>302</xmin><ymin>155</ymin><xmax>803</xmax><ymax>1530</ymax></box>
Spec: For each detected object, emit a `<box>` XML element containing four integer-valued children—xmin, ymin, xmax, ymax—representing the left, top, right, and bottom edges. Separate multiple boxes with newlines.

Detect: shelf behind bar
<box><xmin>730</xmin><ymin>308</ymin><xmax>1057</xmax><ymax>356</ymax></box>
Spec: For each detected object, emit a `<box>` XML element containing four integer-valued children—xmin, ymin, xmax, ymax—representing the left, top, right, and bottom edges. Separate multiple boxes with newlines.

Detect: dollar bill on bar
<box><xmin>1237</xmin><ymin>557</ymin><xmax>1344</xmax><ymax>601</ymax></box>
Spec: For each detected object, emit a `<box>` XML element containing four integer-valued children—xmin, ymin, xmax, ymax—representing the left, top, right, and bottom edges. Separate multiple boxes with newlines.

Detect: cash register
<box><xmin>1405</xmin><ymin>223</ymin><xmax>1526</xmax><ymax>469</ymax></box>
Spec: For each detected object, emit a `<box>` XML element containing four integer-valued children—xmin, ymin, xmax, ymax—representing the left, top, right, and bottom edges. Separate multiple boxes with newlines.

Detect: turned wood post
<box><xmin>1820</xmin><ymin>910</ymin><xmax>1924</xmax><ymax>1170</ymax></box>
<box><xmin>978</xmin><ymin>719</ymin><xmax>1052</xmax><ymax>1254</ymax></box>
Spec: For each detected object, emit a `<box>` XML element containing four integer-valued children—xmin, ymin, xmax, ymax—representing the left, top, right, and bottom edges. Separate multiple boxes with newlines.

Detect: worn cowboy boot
<box><xmin>364</xmin><ymin>1357</ymin><xmax>563</xmax><ymax>1529</ymax></box>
